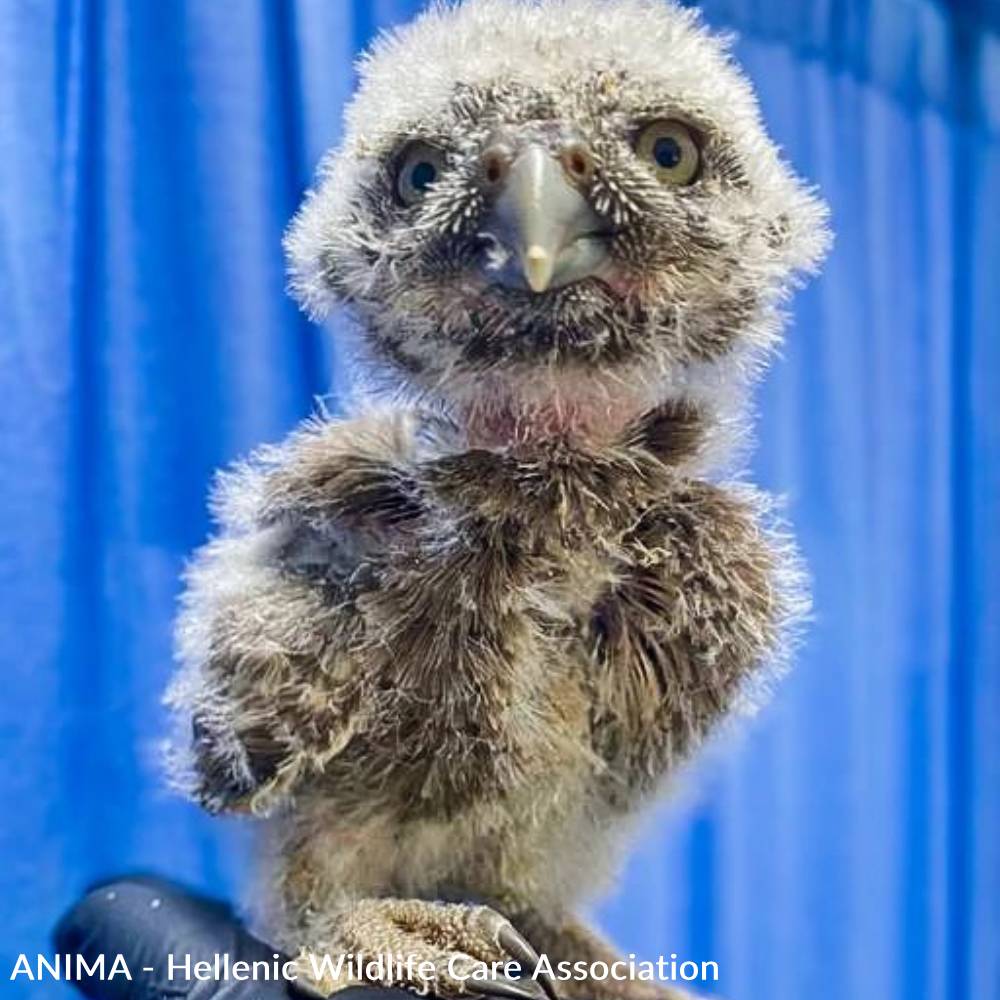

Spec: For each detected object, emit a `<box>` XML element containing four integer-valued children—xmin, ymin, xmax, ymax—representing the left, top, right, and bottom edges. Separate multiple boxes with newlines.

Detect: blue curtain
<box><xmin>0</xmin><ymin>2</ymin><xmax>996</xmax><ymax>999</ymax></box>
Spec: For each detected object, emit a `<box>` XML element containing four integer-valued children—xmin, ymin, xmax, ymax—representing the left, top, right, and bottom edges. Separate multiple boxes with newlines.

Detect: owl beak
<box><xmin>523</xmin><ymin>244</ymin><xmax>555</xmax><ymax>296</ymax></box>
<box><xmin>485</xmin><ymin>145</ymin><xmax>610</xmax><ymax>294</ymax></box>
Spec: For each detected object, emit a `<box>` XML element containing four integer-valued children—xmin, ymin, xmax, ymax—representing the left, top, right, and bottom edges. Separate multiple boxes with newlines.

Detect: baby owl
<box><xmin>166</xmin><ymin>1</ymin><xmax>828</xmax><ymax>998</ymax></box>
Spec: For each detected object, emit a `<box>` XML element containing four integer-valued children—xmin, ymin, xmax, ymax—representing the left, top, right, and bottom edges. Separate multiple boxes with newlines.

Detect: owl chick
<box><xmin>166</xmin><ymin>2</ymin><xmax>828</xmax><ymax>998</ymax></box>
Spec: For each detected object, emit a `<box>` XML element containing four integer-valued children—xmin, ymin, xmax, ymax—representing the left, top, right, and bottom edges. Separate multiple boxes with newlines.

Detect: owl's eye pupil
<box><xmin>410</xmin><ymin>161</ymin><xmax>438</xmax><ymax>191</ymax></box>
<box><xmin>634</xmin><ymin>120</ymin><xmax>699</xmax><ymax>185</ymax></box>
<box><xmin>395</xmin><ymin>142</ymin><xmax>447</xmax><ymax>205</ymax></box>
<box><xmin>653</xmin><ymin>137</ymin><xmax>681</xmax><ymax>169</ymax></box>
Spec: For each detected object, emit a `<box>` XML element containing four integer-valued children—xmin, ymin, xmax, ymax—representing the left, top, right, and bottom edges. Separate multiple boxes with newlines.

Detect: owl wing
<box><xmin>586</xmin><ymin>479</ymin><xmax>801</xmax><ymax>805</ymax></box>
<box><xmin>165</xmin><ymin>411</ymin><xmax>425</xmax><ymax>814</ymax></box>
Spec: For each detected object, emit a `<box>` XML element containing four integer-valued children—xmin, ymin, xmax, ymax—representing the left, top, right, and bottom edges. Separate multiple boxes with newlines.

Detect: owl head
<box><xmin>286</xmin><ymin>0</ymin><xmax>828</xmax><ymax>440</ymax></box>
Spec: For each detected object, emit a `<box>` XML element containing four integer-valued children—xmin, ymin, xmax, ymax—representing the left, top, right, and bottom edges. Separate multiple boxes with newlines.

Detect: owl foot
<box><xmin>294</xmin><ymin>898</ymin><xmax>558</xmax><ymax>1000</ymax></box>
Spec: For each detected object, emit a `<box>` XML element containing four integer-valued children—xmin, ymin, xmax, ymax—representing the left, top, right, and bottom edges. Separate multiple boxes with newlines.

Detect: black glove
<box><xmin>52</xmin><ymin>876</ymin><xmax>403</xmax><ymax>1000</ymax></box>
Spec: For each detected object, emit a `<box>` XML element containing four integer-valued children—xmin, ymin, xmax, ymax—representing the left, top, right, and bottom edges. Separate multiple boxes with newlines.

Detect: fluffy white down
<box><xmin>351</xmin><ymin>0</ymin><xmax>756</xmax><ymax>156</ymax></box>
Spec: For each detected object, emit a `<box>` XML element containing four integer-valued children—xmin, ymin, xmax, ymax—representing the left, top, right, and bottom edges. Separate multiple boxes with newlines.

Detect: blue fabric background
<box><xmin>0</xmin><ymin>2</ymin><xmax>997</xmax><ymax>998</ymax></box>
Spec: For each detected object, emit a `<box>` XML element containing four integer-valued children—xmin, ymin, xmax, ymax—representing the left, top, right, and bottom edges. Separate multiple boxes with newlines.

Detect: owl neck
<box><xmin>449</xmin><ymin>366</ymin><xmax>642</xmax><ymax>449</ymax></box>
<box><xmin>461</xmin><ymin>396</ymin><xmax>639</xmax><ymax>449</ymax></box>
<box><xmin>450</xmin><ymin>368</ymin><xmax>701</xmax><ymax>462</ymax></box>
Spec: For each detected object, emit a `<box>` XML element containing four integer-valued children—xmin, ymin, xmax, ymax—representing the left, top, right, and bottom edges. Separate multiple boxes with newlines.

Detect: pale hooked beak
<box><xmin>482</xmin><ymin>145</ymin><xmax>612</xmax><ymax>294</ymax></box>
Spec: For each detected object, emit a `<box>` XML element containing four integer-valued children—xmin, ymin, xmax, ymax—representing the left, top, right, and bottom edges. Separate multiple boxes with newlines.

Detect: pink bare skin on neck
<box><xmin>457</xmin><ymin>369</ymin><xmax>654</xmax><ymax>450</ymax></box>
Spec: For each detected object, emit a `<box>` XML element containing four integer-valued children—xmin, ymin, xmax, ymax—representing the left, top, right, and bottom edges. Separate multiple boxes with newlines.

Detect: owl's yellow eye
<box><xmin>395</xmin><ymin>141</ymin><xmax>447</xmax><ymax>205</ymax></box>
<box><xmin>634</xmin><ymin>120</ymin><xmax>700</xmax><ymax>186</ymax></box>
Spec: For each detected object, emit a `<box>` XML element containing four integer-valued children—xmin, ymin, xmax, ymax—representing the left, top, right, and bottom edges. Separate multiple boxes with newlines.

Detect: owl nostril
<box><xmin>561</xmin><ymin>143</ymin><xmax>595</xmax><ymax>184</ymax></box>
<box><xmin>481</xmin><ymin>146</ymin><xmax>512</xmax><ymax>189</ymax></box>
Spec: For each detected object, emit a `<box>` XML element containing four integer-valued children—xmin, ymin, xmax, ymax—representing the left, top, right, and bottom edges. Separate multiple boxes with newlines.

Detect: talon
<box><xmin>477</xmin><ymin>973</ymin><xmax>544</xmax><ymax>1000</ymax></box>
<box><xmin>496</xmin><ymin>924</ymin><xmax>558</xmax><ymax>1000</ymax></box>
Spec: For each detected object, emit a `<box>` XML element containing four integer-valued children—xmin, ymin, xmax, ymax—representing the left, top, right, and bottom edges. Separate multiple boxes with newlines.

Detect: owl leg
<box><xmin>512</xmin><ymin>912</ymin><xmax>700</xmax><ymax>1000</ymax></box>
<box><xmin>293</xmin><ymin>898</ymin><xmax>559</xmax><ymax>1000</ymax></box>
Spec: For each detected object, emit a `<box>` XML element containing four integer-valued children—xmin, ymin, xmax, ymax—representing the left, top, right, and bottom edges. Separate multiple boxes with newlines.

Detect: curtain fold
<box><xmin>0</xmin><ymin>2</ymin><xmax>995</xmax><ymax>998</ymax></box>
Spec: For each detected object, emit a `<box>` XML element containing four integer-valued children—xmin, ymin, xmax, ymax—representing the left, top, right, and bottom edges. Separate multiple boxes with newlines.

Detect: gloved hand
<box><xmin>52</xmin><ymin>876</ymin><xmax>403</xmax><ymax>1000</ymax></box>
